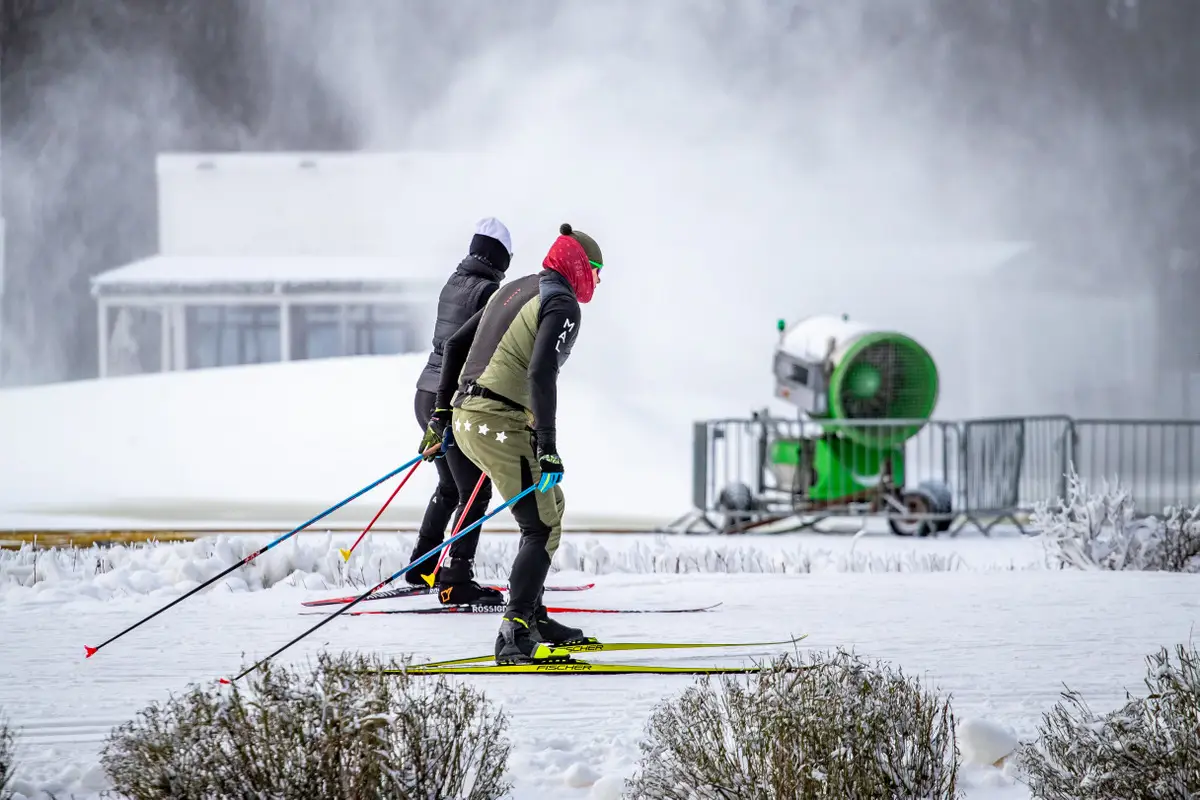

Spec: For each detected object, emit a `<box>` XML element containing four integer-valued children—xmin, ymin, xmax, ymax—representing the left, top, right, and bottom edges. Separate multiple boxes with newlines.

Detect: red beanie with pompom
<box><xmin>543</xmin><ymin>223</ymin><xmax>602</xmax><ymax>304</ymax></box>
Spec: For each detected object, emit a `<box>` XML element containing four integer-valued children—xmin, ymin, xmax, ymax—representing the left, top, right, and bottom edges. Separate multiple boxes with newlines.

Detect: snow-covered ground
<box><xmin>1</xmin><ymin>348</ymin><xmax>1194</xmax><ymax>797</ymax></box>
<box><xmin>2</xmin><ymin>529</ymin><xmax>1197</xmax><ymax>799</ymax></box>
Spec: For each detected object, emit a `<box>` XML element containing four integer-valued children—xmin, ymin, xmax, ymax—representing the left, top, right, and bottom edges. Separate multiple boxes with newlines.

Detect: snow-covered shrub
<box><xmin>100</xmin><ymin>652</ymin><xmax>511</xmax><ymax>800</ymax></box>
<box><xmin>1032</xmin><ymin>464</ymin><xmax>1200</xmax><ymax>572</ymax></box>
<box><xmin>625</xmin><ymin>648</ymin><xmax>960</xmax><ymax>799</ymax></box>
<box><xmin>1017</xmin><ymin>642</ymin><xmax>1200</xmax><ymax>799</ymax></box>
<box><xmin>0</xmin><ymin>710</ymin><xmax>14</xmax><ymax>800</ymax></box>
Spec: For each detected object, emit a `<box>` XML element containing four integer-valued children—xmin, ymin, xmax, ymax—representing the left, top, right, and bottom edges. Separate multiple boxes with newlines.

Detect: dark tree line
<box><xmin>1</xmin><ymin>0</ymin><xmax>1198</xmax><ymax>385</ymax></box>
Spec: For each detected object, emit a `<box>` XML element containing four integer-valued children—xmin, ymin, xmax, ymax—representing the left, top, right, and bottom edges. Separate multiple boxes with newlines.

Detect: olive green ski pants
<box><xmin>451</xmin><ymin>405</ymin><xmax>564</xmax><ymax>619</ymax></box>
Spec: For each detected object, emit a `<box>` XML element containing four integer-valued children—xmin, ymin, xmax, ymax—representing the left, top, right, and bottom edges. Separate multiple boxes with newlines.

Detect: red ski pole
<box><xmin>420</xmin><ymin>470</ymin><xmax>489</xmax><ymax>586</ymax></box>
<box><xmin>339</xmin><ymin>458</ymin><xmax>423</xmax><ymax>562</ymax></box>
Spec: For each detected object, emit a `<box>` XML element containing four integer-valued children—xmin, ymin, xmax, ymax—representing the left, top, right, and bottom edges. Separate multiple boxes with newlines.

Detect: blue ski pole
<box><xmin>86</xmin><ymin>452</ymin><xmax>431</xmax><ymax>659</ymax></box>
<box><xmin>224</xmin><ymin>483</ymin><xmax>538</xmax><ymax>683</ymax></box>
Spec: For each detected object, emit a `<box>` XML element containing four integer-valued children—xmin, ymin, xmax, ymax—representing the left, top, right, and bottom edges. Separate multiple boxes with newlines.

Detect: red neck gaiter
<box><xmin>543</xmin><ymin>235</ymin><xmax>595</xmax><ymax>304</ymax></box>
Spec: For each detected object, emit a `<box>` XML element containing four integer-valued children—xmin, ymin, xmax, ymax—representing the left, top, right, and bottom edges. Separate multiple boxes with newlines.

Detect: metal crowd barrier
<box><xmin>1068</xmin><ymin>419</ymin><xmax>1200</xmax><ymax>513</ymax></box>
<box><xmin>670</xmin><ymin>413</ymin><xmax>1199</xmax><ymax>536</ymax></box>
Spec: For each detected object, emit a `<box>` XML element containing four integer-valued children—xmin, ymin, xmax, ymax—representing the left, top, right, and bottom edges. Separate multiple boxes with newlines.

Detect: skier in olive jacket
<box><xmin>407</xmin><ymin>217</ymin><xmax>512</xmax><ymax>605</ymax></box>
<box><xmin>424</xmin><ymin>222</ymin><xmax>603</xmax><ymax>662</ymax></box>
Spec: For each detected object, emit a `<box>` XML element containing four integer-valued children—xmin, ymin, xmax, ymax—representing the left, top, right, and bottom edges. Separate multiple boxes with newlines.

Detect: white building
<box><xmin>89</xmin><ymin>152</ymin><xmax>492</xmax><ymax>377</ymax></box>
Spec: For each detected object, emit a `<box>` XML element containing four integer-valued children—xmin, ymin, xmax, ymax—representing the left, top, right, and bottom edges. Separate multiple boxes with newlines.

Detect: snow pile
<box><xmin>0</xmin><ymin>535</ymin><xmax>348</xmax><ymax>603</ymax></box>
<box><xmin>3</xmin><ymin>760</ymin><xmax>108</xmax><ymax>800</ymax></box>
<box><xmin>1032</xmin><ymin>464</ymin><xmax>1200</xmax><ymax>572</ymax></box>
<box><xmin>548</xmin><ymin>535</ymin><xmax>985</xmax><ymax>577</ymax></box>
<box><xmin>0</xmin><ymin>353</ymin><xmax>702</xmax><ymax>528</ymax></box>
<box><xmin>957</xmin><ymin>717</ymin><xmax>1018</xmax><ymax>768</ymax></box>
<box><xmin>0</xmin><ymin>531</ymin><xmax>1042</xmax><ymax>601</ymax></box>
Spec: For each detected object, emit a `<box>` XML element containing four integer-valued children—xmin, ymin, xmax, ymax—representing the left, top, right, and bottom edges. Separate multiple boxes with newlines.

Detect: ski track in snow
<box><xmin>1</xmin><ymin>532</ymin><xmax>1197</xmax><ymax>799</ymax></box>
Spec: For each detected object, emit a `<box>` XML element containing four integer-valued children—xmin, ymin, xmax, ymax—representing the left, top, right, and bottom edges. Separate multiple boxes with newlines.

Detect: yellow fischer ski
<box><xmin>389</xmin><ymin>660</ymin><xmax>805</xmax><ymax>676</ymax></box>
<box><xmin>406</xmin><ymin>636</ymin><xmax>808</xmax><ymax>670</ymax></box>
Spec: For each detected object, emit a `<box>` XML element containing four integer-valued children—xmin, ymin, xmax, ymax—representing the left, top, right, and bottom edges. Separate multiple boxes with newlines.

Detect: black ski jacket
<box><xmin>415</xmin><ymin>234</ymin><xmax>510</xmax><ymax>393</ymax></box>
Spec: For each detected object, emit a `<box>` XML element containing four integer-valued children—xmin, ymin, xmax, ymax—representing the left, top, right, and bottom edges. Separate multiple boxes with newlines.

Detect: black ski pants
<box><xmin>413</xmin><ymin>388</ymin><xmax>491</xmax><ymax>562</ymax></box>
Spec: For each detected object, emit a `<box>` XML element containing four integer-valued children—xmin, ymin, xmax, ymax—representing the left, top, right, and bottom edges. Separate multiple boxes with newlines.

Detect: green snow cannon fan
<box><xmin>769</xmin><ymin>314</ymin><xmax>952</xmax><ymax>535</ymax></box>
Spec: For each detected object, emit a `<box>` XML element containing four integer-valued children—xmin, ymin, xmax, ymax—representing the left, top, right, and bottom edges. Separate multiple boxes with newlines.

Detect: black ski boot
<box><xmin>534</xmin><ymin>604</ymin><xmax>586</xmax><ymax>645</ymax></box>
<box><xmin>435</xmin><ymin>558</ymin><xmax>504</xmax><ymax>606</ymax></box>
<box><xmin>494</xmin><ymin>615</ymin><xmax>568</xmax><ymax>664</ymax></box>
<box><xmin>403</xmin><ymin>538</ymin><xmax>441</xmax><ymax>587</ymax></box>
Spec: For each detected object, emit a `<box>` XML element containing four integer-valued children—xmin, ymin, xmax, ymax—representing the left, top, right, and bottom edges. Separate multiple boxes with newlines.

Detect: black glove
<box><xmin>536</xmin><ymin>446</ymin><xmax>563</xmax><ymax>492</ymax></box>
<box><xmin>419</xmin><ymin>408</ymin><xmax>452</xmax><ymax>460</ymax></box>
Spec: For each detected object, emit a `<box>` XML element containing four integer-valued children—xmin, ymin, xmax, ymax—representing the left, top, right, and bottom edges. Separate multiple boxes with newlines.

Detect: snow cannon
<box><xmin>772</xmin><ymin>314</ymin><xmax>939</xmax><ymax>448</ymax></box>
<box><xmin>764</xmin><ymin>314</ymin><xmax>951</xmax><ymax>535</ymax></box>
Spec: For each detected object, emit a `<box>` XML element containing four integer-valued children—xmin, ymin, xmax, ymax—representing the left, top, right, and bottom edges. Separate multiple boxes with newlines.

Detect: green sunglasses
<box><xmin>589</xmin><ymin>260</ymin><xmax>603</xmax><ymax>272</ymax></box>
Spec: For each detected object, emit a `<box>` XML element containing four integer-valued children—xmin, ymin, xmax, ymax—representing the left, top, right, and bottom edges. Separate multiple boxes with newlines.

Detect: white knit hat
<box><xmin>474</xmin><ymin>217</ymin><xmax>513</xmax><ymax>256</ymax></box>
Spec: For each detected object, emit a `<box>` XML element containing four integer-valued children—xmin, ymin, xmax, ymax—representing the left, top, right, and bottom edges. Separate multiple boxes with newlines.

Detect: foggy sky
<box><xmin>1</xmin><ymin>0</ymin><xmax>1197</xmax><ymax>417</ymax></box>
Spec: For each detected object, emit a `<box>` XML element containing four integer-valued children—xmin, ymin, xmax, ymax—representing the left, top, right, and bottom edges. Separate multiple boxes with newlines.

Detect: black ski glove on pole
<box><xmin>419</xmin><ymin>408</ymin><xmax>452</xmax><ymax>461</ymax></box>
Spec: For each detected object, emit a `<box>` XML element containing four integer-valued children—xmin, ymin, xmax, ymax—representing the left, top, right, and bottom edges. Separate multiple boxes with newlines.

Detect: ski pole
<box><xmin>223</xmin><ymin>482</ymin><xmax>535</xmax><ymax>684</ymax></box>
<box><xmin>339</xmin><ymin>458</ymin><xmax>423</xmax><ymax>562</ymax></box>
<box><xmin>420</xmin><ymin>470</ymin><xmax>489</xmax><ymax>586</ymax></box>
<box><xmin>85</xmin><ymin>449</ymin><xmax>437</xmax><ymax>659</ymax></box>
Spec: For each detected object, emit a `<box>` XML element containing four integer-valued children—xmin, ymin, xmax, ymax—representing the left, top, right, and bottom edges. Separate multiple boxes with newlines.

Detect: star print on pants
<box><xmin>454</xmin><ymin>419</ymin><xmax>461</xmax><ymax>431</ymax></box>
<box><xmin>478</xmin><ymin>423</ymin><xmax>490</xmax><ymax>436</ymax></box>
<box><xmin>463</xmin><ymin>420</ymin><xmax>472</xmax><ymax>431</ymax></box>
<box><xmin>495</xmin><ymin>430</ymin><xmax>508</xmax><ymax>443</ymax></box>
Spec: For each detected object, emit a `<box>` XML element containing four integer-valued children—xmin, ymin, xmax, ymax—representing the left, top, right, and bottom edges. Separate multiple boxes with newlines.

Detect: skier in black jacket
<box><xmin>406</xmin><ymin>218</ymin><xmax>512</xmax><ymax>604</ymax></box>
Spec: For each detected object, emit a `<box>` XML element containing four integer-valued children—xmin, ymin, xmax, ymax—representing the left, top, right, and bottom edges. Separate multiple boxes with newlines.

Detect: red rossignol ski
<box><xmin>301</xmin><ymin>583</ymin><xmax>596</xmax><ymax>608</ymax></box>
<box><xmin>301</xmin><ymin>603</ymin><xmax>723</xmax><ymax>617</ymax></box>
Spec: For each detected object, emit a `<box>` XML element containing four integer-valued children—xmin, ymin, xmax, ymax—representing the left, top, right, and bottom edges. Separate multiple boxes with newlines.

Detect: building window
<box><xmin>348</xmin><ymin>304</ymin><xmax>412</xmax><ymax>355</ymax></box>
<box><xmin>291</xmin><ymin>305</ymin><xmax>342</xmax><ymax>361</ymax></box>
<box><xmin>187</xmin><ymin>305</ymin><xmax>281</xmax><ymax>368</ymax></box>
<box><xmin>104</xmin><ymin>306</ymin><xmax>164</xmax><ymax>375</ymax></box>
<box><xmin>291</xmin><ymin>304</ymin><xmax>414</xmax><ymax>360</ymax></box>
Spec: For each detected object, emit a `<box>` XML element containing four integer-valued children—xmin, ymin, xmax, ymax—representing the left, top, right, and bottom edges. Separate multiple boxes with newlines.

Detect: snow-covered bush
<box><xmin>1017</xmin><ymin>642</ymin><xmax>1200</xmax><ymax>799</ymax></box>
<box><xmin>1032</xmin><ymin>464</ymin><xmax>1200</xmax><ymax>572</ymax></box>
<box><xmin>625</xmin><ymin>648</ymin><xmax>961</xmax><ymax>799</ymax></box>
<box><xmin>100</xmin><ymin>652</ymin><xmax>511</xmax><ymax>800</ymax></box>
<box><xmin>0</xmin><ymin>710</ymin><xmax>14</xmax><ymax>800</ymax></box>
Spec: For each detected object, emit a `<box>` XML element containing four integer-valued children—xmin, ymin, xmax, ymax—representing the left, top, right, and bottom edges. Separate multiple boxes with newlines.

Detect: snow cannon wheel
<box><xmin>716</xmin><ymin>483</ymin><xmax>756</xmax><ymax>514</ymax></box>
<box><xmin>888</xmin><ymin>480</ymin><xmax>953</xmax><ymax>537</ymax></box>
<box><xmin>716</xmin><ymin>482</ymin><xmax>760</xmax><ymax>532</ymax></box>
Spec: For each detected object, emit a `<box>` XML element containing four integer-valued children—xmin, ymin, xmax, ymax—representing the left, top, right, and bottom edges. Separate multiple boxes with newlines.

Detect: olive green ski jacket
<box><xmin>435</xmin><ymin>269</ymin><xmax>581</xmax><ymax>451</ymax></box>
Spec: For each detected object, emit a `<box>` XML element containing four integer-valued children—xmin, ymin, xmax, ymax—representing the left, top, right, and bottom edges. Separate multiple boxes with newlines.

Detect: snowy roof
<box><xmin>91</xmin><ymin>254</ymin><xmax>440</xmax><ymax>297</ymax></box>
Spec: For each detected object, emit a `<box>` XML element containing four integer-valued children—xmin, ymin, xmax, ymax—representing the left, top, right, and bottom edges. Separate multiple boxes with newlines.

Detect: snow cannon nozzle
<box><xmin>772</xmin><ymin>314</ymin><xmax>939</xmax><ymax>448</ymax></box>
